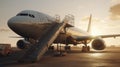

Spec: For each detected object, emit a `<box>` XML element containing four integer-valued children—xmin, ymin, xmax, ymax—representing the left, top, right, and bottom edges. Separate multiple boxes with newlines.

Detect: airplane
<box><xmin>7</xmin><ymin>10</ymin><xmax>120</xmax><ymax>52</ymax></box>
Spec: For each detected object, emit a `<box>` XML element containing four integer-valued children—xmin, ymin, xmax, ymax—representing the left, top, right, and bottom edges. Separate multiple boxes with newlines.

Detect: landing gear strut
<box><xmin>81</xmin><ymin>41</ymin><xmax>90</xmax><ymax>52</ymax></box>
<box><xmin>48</xmin><ymin>46</ymin><xmax>55</xmax><ymax>51</ymax></box>
<box><xmin>82</xmin><ymin>46</ymin><xmax>90</xmax><ymax>52</ymax></box>
<box><xmin>54</xmin><ymin>43</ymin><xmax>66</xmax><ymax>56</ymax></box>
<box><xmin>64</xmin><ymin>45</ymin><xmax>71</xmax><ymax>52</ymax></box>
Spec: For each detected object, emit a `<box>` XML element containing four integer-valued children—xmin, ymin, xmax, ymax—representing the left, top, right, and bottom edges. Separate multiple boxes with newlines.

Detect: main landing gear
<box><xmin>64</xmin><ymin>45</ymin><xmax>71</xmax><ymax>52</ymax></box>
<box><xmin>81</xmin><ymin>41</ymin><xmax>90</xmax><ymax>52</ymax></box>
<box><xmin>48</xmin><ymin>44</ymin><xmax>67</xmax><ymax>56</ymax></box>
<box><xmin>81</xmin><ymin>46</ymin><xmax>90</xmax><ymax>52</ymax></box>
<box><xmin>54</xmin><ymin>43</ymin><xmax>67</xmax><ymax>56</ymax></box>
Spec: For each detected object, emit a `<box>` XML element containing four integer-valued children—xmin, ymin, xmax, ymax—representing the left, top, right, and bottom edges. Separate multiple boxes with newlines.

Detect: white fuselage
<box><xmin>8</xmin><ymin>10</ymin><xmax>90</xmax><ymax>43</ymax></box>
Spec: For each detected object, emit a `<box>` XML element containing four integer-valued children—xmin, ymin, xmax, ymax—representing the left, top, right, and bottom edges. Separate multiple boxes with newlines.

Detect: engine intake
<box><xmin>17</xmin><ymin>40</ymin><xmax>31</xmax><ymax>49</ymax></box>
<box><xmin>92</xmin><ymin>38</ymin><xmax>106</xmax><ymax>50</ymax></box>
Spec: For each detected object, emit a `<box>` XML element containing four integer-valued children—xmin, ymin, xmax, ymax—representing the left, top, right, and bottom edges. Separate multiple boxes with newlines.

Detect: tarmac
<box><xmin>0</xmin><ymin>46</ymin><xmax>120</xmax><ymax>67</ymax></box>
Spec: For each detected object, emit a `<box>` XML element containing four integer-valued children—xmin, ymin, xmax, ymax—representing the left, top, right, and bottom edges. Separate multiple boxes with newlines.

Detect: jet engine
<box><xmin>17</xmin><ymin>40</ymin><xmax>31</xmax><ymax>49</ymax></box>
<box><xmin>92</xmin><ymin>38</ymin><xmax>106</xmax><ymax>50</ymax></box>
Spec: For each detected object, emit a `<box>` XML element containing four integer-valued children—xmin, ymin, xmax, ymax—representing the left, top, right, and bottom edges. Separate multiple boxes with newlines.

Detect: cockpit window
<box><xmin>17</xmin><ymin>13</ymin><xmax>28</xmax><ymax>16</ymax></box>
<box><xmin>29</xmin><ymin>14</ymin><xmax>35</xmax><ymax>18</ymax></box>
<box><xmin>17</xmin><ymin>13</ymin><xmax>35</xmax><ymax>18</ymax></box>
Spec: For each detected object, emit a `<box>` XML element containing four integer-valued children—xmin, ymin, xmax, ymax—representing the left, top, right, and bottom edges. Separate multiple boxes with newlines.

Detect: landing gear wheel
<box><xmin>65</xmin><ymin>46</ymin><xmax>71</xmax><ymax>52</ymax></box>
<box><xmin>54</xmin><ymin>44</ymin><xmax>67</xmax><ymax>56</ymax></box>
<box><xmin>48</xmin><ymin>46</ymin><xmax>54</xmax><ymax>51</ymax></box>
<box><xmin>87</xmin><ymin>46</ymin><xmax>90</xmax><ymax>51</ymax></box>
<box><xmin>53</xmin><ymin>51</ymin><xmax>67</xmax><ymax>56</ymax></box>
<box><xmin>81</xmin><ymin>46</ymin><xmax>90</xmax><ymax>52</ymax></box>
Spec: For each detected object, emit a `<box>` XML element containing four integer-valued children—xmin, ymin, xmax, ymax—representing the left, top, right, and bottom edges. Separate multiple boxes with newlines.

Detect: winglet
<box><xmin>87</xmin><ymin>14</ymin><xmax>92</xmax><ymax>33</ymax></box>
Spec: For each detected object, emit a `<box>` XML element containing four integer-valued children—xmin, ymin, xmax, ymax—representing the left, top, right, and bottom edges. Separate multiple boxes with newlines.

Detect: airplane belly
<box><xmin>54</xmin><ymin>33</ymin><xmax>77</xmax><ymax>45</ymax></box>
<box><xmin>9</xmin><ymin>22</ymin><xmax>55</xmax><ymax>40</ymax></box>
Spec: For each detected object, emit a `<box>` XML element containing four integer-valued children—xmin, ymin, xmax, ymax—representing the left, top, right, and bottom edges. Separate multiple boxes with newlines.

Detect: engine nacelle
<box><xmin>17</xmin><ymin>40</ymin><xmax>31</xmax><ymax>49</ymax></box>
<box><xmin>92</xmin><ymin>38</ymin><xmax>106</xmax><ymax>50</ymax></box>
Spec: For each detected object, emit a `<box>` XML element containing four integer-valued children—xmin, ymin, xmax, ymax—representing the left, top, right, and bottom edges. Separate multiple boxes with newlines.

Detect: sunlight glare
<box><xmin>90</xmin><ymin>53</ymin><xmax>103</xmax><ymax>58</ymax></box>
<box><xmin>91</xmin><ymin>27</ymin><xmax>100</xmax><ymax>36</ymax></box>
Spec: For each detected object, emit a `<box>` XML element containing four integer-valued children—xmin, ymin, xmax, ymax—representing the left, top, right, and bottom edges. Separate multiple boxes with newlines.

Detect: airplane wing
<box><xmin>96</xmin><ymin>34</ymin><xmax>120</xmax><ymax>38</ymax></box>
<box><xmin>71</xmin><ymin>34</ymin><xmax>120</xmax><ymax>41</ymax></box>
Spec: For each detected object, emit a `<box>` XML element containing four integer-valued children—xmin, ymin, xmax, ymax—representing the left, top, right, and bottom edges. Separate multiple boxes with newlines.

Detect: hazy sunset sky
<box><xmin>0</xmin><ymin>0</ymin><xmax>120</xmax><ymax>47</ymax></box>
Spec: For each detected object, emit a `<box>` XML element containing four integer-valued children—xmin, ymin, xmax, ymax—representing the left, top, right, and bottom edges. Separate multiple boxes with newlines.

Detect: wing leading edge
<box><xmin>71</xmin><ymin>34</ymin><xmax>120</xmax><ymax>41</ymax></box>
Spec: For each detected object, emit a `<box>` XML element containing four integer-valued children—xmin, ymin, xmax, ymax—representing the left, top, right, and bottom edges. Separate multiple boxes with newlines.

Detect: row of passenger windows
<box><xmin>17</xmin><ymin>13</ymin><xmax>35</xmax><ymax>18</ymax></box>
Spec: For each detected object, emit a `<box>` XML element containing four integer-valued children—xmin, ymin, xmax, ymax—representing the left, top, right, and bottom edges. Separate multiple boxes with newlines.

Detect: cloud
<box><xmin>110</xmin><ymin>4</ymin><xmax>120</xmax><ymax>20</ymax></box>
<box><xmin>111</xmin><ymin>0</ymin><xmax>120</xmax><ymax>5</ymax></box>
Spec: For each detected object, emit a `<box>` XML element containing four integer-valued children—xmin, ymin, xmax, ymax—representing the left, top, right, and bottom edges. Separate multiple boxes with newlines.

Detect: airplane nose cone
<box><xmin>8</xmin><ymin>17</ymin><xmax>18</xmax><ymax>29</ymax></box>
<box><xmin>8</xmin><ymin>16</ymin><xmax>23</xmax><ymax>29</ymax></box>
<box><xmin>7</xmin><ymin>16</ymin><xmax>26</xmax><ymax>36</ymax></box>
<box><xmin>8</xmin><ymin>16</ymin><xmax>29</xmax><ymax>31</ymax></box>
<box><xmin>7</xmin><ymin>16</ymin><xmax>33</xmax><ymax>38</ymax></box>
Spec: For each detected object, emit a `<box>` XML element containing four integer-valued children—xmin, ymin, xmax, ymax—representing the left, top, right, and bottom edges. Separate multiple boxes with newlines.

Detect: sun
<box><xmin>91</xmin><ymin>27</ymin><xmax>100</xmax><ymax>36</ymax></box>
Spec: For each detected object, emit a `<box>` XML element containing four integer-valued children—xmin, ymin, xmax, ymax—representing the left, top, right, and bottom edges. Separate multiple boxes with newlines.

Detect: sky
<box><xmin>0</xmin><ymin>0</ymin><xmax>120</xmax><ymax>47</ymax></box>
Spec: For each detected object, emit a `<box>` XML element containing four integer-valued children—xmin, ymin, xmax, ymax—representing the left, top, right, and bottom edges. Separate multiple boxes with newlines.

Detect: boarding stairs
<box><xmin>19</xmin><ymin>15</ymin><xmax>74</xmax><ymax>62</ymax></box>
